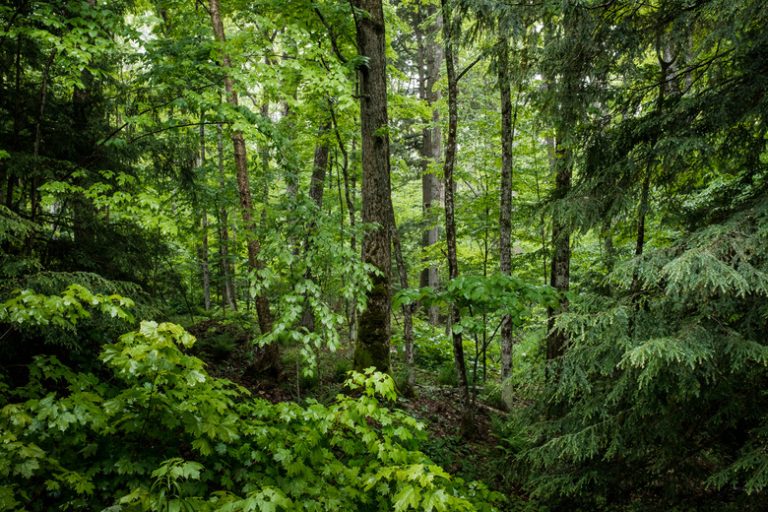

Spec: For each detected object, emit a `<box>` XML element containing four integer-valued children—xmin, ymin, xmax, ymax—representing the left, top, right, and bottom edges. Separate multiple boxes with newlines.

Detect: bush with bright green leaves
<box><xmin>0</xmin><ymin>288</ymin><xmax>502</xmax><ymax>512</ymax></box>
<box><xmin>0</xmin><ymin>282</ymin><xmax>138</xmax><ymax>365</ymax></box>
<box><xmin>398</xmin><ymin>318</ymin><xmax>453</xmax><ymax>371</ymax></box>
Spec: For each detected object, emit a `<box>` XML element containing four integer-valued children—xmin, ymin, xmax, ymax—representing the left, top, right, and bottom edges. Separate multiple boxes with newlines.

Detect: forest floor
<box><xmin>401</xmin><ymin>379</ymin><xmax>508</xmax><ymax>488</ymax></box>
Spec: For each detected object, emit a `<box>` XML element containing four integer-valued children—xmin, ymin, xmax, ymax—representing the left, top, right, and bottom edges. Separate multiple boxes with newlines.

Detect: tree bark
<box><xmin>441</xmin><ymin>0</ymin><xmax>470</xmax><ymax>411</ymax></box>
<box><xmin>197</xmin><ymin>122</ymin><xmax>212</xmax><ymax>311</ymax></box>
<box><xmin>216</xmin><ymin>123</ymin><xmax>237</xmax><ymax>310</ymax></box>
<box><xmin>343</xmin><ymin>134</ymin><xmax>359</xmax><ymax>343</ymax></box>
<box><xmin>545</xmin><ymin>6</ymin><xmax>584</xmax><ymax>362</ymax></box>
<box><xmin>390</xmin><ymin>200</ymin><xmax>415</xmax><ymax>392</ymax></box>
<box><xmin>631</xmin><ymin>38</ymin><xmax>672</xmax><ymax>302</ymax></box>
<box><xmin>498</xmin><ymin>30</ymin><xmax>516</xmax><ymax>380</ymax></box>
<box><xmin>328</xmin><ymin>105</ymin><xmax>358</xmax><ymax>340</ymax></box>
<box><xmin>208</xmin><ymin>0</ymin><xmax>272</xmax><ymax>334</ymax></box>
<box><xmin>199</xmin><ymin>212</ymin><xmax>212</xmax><ymax>311</ymax></box>
<box><xmin>309</xmin><ymin>129</ymin><xmax>330</xmax><ymax>209</ymax></box>
<box><xmin>350</xmin><ymin>0</ymin><xmax>393</xmax><ymax>373</ymax></box>
<box><xmin>416</xmin><ymin>4</ymin><xmax>443</xmax><ymax>325</ymax></box>
<box><xmin>30</xmin><ymin>48</ymin><xmax>56</xmax><ymax>223</ymax></box>
<box><xmin>545</xmin><ymin>134</ymin><xmax>571</xmax><ymax>361</ymax></box>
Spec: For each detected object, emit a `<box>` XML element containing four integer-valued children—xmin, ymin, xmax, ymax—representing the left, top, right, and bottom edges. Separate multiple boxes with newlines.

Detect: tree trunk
<box><xmin>30</xmin><ymin>48</ymin><xmax>56</xmax><ymax>223</ymax></box>
<box><xmin>631</xmin><ymin>39</ymin><xmax>671</xmax><ymax>303</ymax></box>
<box><xmin>539</xmin><ymin>137</ymin><xmax>554</xmax><ymax>285</ymax></box>
<box><xmin>6</xmin><ymin>35</ymin><xmax>22</xmax><ymax>210</ymax></box>
<box><xmin>390</xmin><ymin>201</ymin><xmax>415</xmax><ymax>393</ymax></box>
<box><xmin>208</xmin><ymin>0</ymin><xmax>272</xmax><ymax>335</ymax></box>
<box><xmin>416</xmin><ymin>4</ymin><xmax>443</xmax><ymax>325</ymax></box>
<box><xmin>546</xmin><ymin>132</ymin><xmax>571</xmax><ymax>361</ymax></box>
<box><xmin>345</xmin><ymin>137</ymin><xmax>359</xmax><ymax>343</ymax></box>
<box><xmin>441</xmin><ymin>0</ymin><xmax>470</xmax><ymax>413</ymax></box>
<box><xmin>216</xmin><ymin>123</ymin><xmax>237</xmax><ymax>310</ymax></box>
<box><xmin>283</xmin><ymin>101</ymin><xmax>300</xmax><ymax>200</ymax></box>
<box><xmin>498</xmin><ymin>31</ymin><xmax>515</xmax><ymax>380</ymax></box>
<box><xmin>545</xmin><ymin>6</ymin><xmax>584</xmax><ymax>362</ymax></box>
<box><xmin>199</xmin><ymin>212</ymin><xmax>212</xmax><ymax>311</ymax></box>
<box><xmin>309</xmin><ymin>128</ymin><xmax>330</xmax><ymax>209</ymax></box>
<box><xmin>196</xmin><ymin>122</ymin><xmax>212</xmax><ymax>311</ymax></box>
<box><xmin>209</xmin><ymin>0</ymin><xmax>277</xmax><ymax>376</ymax></box>
<box><xmin>350</xmin><ymin>0</ymin><xmax>393</xmax><ymax>373</ymax></box>
<box><xmin>330</xmin><ymin>107</ymin><xmax>359</xmax><ymax>341</ymax></box>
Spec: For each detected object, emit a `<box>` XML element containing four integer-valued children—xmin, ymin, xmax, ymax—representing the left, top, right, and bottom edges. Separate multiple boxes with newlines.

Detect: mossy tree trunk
<box><xmin>350</xmin><ymin>0</ymin><xmax>393</xmax><ymax>373</ymax></box>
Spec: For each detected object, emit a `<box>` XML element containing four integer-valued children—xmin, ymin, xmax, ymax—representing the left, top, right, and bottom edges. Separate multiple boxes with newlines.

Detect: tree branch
<box><xmin>128</xmin><ymin>121</ymin><xmax>230</xmax><ymax>143</ymax></box>
<box><xmin>456</xmin><ymin>52</ymin><xmax>485</xmax><ymax>82</ymax></box>
<box><xmin>314</xmin><ymin>6</ymin><xmax>348</xmax><ymax>64</ymax></box>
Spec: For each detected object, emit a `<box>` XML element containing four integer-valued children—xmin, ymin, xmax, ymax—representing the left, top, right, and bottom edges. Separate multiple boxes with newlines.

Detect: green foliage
<box><xmin>397</xmin><ymin>274</ymin><xmax>556</xmax><ymax>336</ymax></box>
<box><xmin>1</xmin><ymin>284</ymin><xmax>134</xmax><ymax>330</ymax></box>
<box><xmin>0</xmin><ymin>290</ymin><xmax>501</xmax><ymax>511</ymax></box>
<box><xmin>252</xmin><ymin>197</ymin><xmax>372</xmax><ymax>373</ymax></box>
<box><xmin>3</xmin><ymin>0</ymin><xmax>768</xmax><ymax>510</ymax></box>
<box><xmin>0</xmin><ymin>283</ymin><xmax>136</xmax><ymax>361</ymax></box>
<box><xmin>506</xmin><ymin>197</ymin><xmax>768</xmax><ymax>509</ymax></box>
<box><xmin>395</xmin><ymin>318</ymin><xmax>452</xmax><ymax>371</ymax></box>
<box><xmin>0</xmin><ymin>206</ymin><xmax>36</xmax><ymax>246</ymax></box>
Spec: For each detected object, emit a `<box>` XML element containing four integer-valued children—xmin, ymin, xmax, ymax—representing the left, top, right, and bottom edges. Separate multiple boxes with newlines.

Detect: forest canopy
<box><xmin>1</xmin><ymin>0</ymin><xmax>767</xmax><ymax>511</ymax></box>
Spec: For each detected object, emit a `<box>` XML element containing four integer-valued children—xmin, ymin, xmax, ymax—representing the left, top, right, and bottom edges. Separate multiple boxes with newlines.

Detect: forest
<box><xmin>1</xmin><ymin>0</ymin><xmax>767</xmax><ymax>510</ymax></box>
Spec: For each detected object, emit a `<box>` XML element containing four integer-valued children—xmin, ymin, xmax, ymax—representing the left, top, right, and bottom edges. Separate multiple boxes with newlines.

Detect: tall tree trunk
<box><xmin>199</xmin><ymin>212</ymin><xmax>212</xmax><ymax>311</ymax></box>
<box><xmin>545</xmin><ymin>5</ymin><xmax>585</xmax><ymax>362</ymax></box>
<box><xmin>390</xmin><ymin>201</ymin><xmax>415</xmax><ymax>393</ymax></box>
<box><xmin>350</xmin><ymin>0</ymin><xmax>393</xmax><ymax>373</ymax></box>
<box><xmin>342</xmin><ymin>134</ymin><xmax>359</xmax><ymax>343</ymax></box>
<box><xmin>309</xmin><ymin>128</ymin><xmax>330</xmax><ymax>209</ymax></box>
<box><xmin>631</xmin><ymin>167</ymin><xmax>651</xmax><ymax>278</ymax></box>
<box><xmin>209</xmin><ymin>0</ymin><xmax>278</xmax><ymax>376</ymax></box>
<box><xmin>416</xmin><ymin>4</ymin><xmax>443</xmax><ymax>325</ymax></box>
<box><xmin>441</xmin><ymin>0</ymin><xmax>470</xmax><ymax>414</ymax></box>
<box><xmin>329</xmin><ymin>105</ymin><xmax>358</xmax><ymax>340</ymax></box>
<box><xmin>208</xmin><ymin>0</ymin><xmax>272</xmax><ymax>335</ymax></box>
<box><xmin>216</xmin><ymin>123</ymin><xmax>237</xmax><ymax>310</ymax></box>
<box><xmin>545</xmin><ymin>132</ymin><xmax>571</xmax><ymax>360</ymax></box>
<box><xmin>540</xmin><ymin>136</ymin><xmax>554</xmax><ymax>285</ymax></box>
<box><xmin>6</xmin><ymin>35</ymin><xmax>23</xmax><ymax>210</ymax></box>
<box><xmin>631</xmin><ymin>38</ymin><xmax>672</xmax><ymax>302</ymax></box>
<box><xmin>30</xmin><ymin>48</ymin><xmax>56</xmax><ymax>223</ymax></box>
<box><xmin>197</xmin><ymin>122</ymin><xmax>212</xmax><ymax>311</ymax></box>
<box><xmin>282</xmin><ymin>101</ymin><xmax>300</xmax><ymax>200</ymax></box>
<box><xmin>498</xmin><ymin>31</ymin><xmax>515</xmax><ymax>380</ymax></box>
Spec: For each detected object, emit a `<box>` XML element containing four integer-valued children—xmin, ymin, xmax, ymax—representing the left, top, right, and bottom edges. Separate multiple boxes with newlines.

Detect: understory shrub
<box><xmin>0</xmin><ymin>288</ymin><xmax>502</xmax><ymax>511</ymax></box>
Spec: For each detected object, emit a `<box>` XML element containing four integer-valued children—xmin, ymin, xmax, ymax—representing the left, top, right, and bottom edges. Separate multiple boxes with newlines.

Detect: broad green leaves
<box><xmin>0</xmin><ymin>287</ymin><xmax>500</xmax><ymax>511</ymax></box>
<box><xmin>0</xmin><ymin>284</ymin><xmax>134</xmax><ymax>330</ymax></box>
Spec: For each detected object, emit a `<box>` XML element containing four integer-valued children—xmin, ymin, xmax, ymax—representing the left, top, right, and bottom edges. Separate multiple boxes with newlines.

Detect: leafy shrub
<box><xmin>437</xmin><ymin>363</ymin><xmax>458</xmax><ymax>387</ymax></box>
<box><xmin>0</xmin><ymin>283</ymin><xmax>136</xmax><ymax>381</ymax></box>
<box><xmin>0</xmin><ymin>287</ymin><xmax>503</xmax><ymax>511</ymax></box>
<box><xmin>415</xmin><ymin>329</ymin><xmax>454</xmax><ymax>370</ymax></box>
